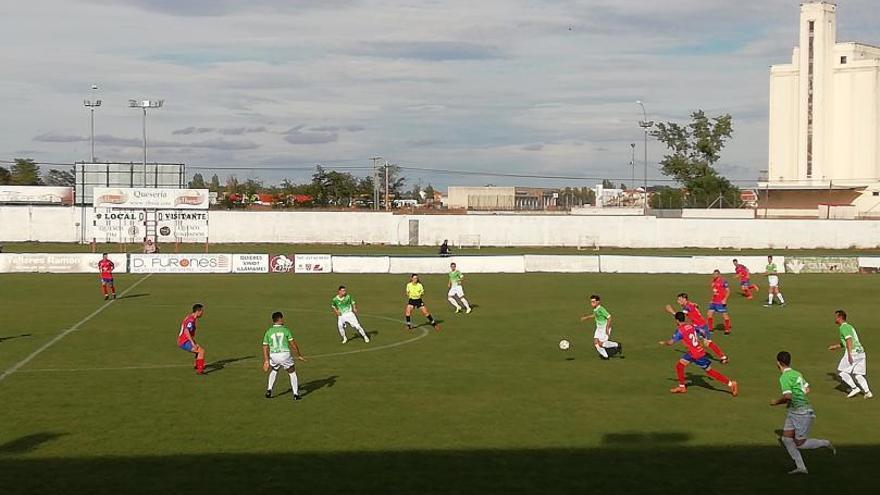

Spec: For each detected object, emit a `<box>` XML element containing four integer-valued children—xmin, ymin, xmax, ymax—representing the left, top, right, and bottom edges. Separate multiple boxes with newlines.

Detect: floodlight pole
<box><xmin>129</xmin><ymin>99</ymin><xmax>164</xmax><ymax>186</ymax></box>
<box><xmin>84</xmin><ymin>87</ymin><xmax>102</xmax><ymax>162</ymax></box>
<box><xmin>629</xmin><ymin>143</ymin><xmax>636</xmax><ymax>193</ymax></box>
<box><xmin>637</xmin><ymin>101</ymin><xmax>654</xmax><ymax>215</ymax></box>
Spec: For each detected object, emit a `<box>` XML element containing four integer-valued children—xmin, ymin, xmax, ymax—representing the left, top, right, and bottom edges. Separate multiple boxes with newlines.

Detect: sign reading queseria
<box><xmin>93</xmin><ymin>188</ymin><xmax>209</xmax><ymax>210</ymax></box>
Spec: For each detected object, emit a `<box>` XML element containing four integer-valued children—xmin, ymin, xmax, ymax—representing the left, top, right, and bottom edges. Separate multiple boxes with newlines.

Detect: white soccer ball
<box><xmin>559</xmin><ymin>339</ymin><xmax>571</xmax><ymax>350</ymax></box>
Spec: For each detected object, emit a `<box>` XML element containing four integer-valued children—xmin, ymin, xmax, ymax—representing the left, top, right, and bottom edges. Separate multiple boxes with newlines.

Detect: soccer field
<box><xmin>0</xmin><ymin>271</ymin><xmax>877</xmax><ymax>494</ymax></box>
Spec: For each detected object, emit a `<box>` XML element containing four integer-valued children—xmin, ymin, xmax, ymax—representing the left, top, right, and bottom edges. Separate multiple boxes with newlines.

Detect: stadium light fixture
<box><xmin>84</xmin><ymin>85</ymin><xmax>102</xmax><ymax>162</ymax></box>
<box><xmin>129</xmin><ymin>99</ymin><xmax>165</xmax><ymax>181</ymax></box>
<box><xmin>636</xmin><ymin>100</ymin><xmax>654</xmax><ymax>215</ymax></box>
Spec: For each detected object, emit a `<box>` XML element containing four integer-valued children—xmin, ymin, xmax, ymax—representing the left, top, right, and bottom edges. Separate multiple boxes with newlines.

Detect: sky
<box><xmin>2</xmin><ymin>0</ymin><xmax>879</xmax><ymax>189</ymax></box>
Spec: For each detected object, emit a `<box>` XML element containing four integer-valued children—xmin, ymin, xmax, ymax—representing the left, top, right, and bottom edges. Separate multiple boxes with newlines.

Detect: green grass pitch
<box><xmin>0</xmin><ymin>271</ymin><xmax>877</xmax><ymax>494</ymax></box>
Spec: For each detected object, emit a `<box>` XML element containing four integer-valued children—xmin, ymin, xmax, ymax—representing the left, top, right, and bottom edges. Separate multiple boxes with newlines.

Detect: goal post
<box><xmin>457</xmin><ymin>234</ymin><xmax>481</xmax><ymax>249</ymax></box>
<box><xmin>577</xmin><ymin>235</ymin><xmax>599</xmax><ymax>251</ymax></box>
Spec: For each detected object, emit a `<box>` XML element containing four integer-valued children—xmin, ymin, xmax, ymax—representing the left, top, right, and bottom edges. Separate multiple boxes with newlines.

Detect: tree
<box><xmin>601</xmin><ymin>179</ymin><xmax>616</xmax><ymax>190</ymax></box>
<box><xmin>310</xmin><ymin>166</ymin><xmax>357</xmax><ymax>206</ymax></box>
<box><xmin>225</xmin><ymin>175</ymin><xmax>240</xmax><ymax>194</ymax></box>
<box><xmin>651</xmin><ymin>110</ymin><xmax>739</xmax><ymax>208</ymax></box>
<box><xmin>209</xmin><ymin>174</ymin><xmax>221</xmax><ymax>192</ymax></box>
<box><xmin>379</xmin><ymin>164</ymin><xmax>406</xmax><ymax>201</ymax></box>
<box><xmin>189</xmin><ymin>173</ymin><xmax>206</xmax><ymax>189</ymax></box>
<box><xmin>11</xmin><ymin>158</ymin><xmax>42</xmax><ymax>185</ymax></box>
<box><xmin>43</xmin><ymin>167</ymin><xmax>75</xmax><ymax>187</ymax></box>
<box><xmin>0</xmin><ymin>166</ymin><xmax>10</xmax><ymax>185</ymax></box>
<box><xmin>424</xmin><ymin>183</ymin><xmax>436</xmax><ymax>203</ymax></box>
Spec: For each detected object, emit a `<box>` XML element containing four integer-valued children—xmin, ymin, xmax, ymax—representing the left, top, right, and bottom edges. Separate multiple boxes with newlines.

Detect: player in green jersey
<box><xmin>764</xmin><ymin>255</ymin><xmax>786</xmax><ymax>307</ymax></box>
<box><xmin>580</xmin><ymin>294</ymin><xmax>621</xmax><ymax>359</ymax></box>
<box><xmin>828</xmin><ymin>310</ymin><xmax>872</xmax><ymax>398</ymax></box>
<box><xmin>262</xmin><ymin>311</ymin><xmax>307</xmax><ymax>401</ymax></box>
<box><xmin>447</xmin><ymin>263</ymin><xmax>472</xmax><ymax>314</ymax></box>
<box><xmin>332</xmin><ymin>286</ymin><xmax>369</xmax><ymax>344</ymax></box>
<box><xmin>771</xmin><ymin>351</ymin><xmax>835</xmax><ymax>474</ymax></box>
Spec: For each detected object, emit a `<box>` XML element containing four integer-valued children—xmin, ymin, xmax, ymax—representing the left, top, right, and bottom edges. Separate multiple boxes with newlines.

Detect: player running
<box><xmin>447</xmin><ymin>262</ymin><xmax>472</xmax><ymax>314</ymax></box>
<box><xmin>665</xmin><ymin>293</ymin><xmax>728</xmax><ymax>363</ymax></box>
<box><xmin>764</xmin><ymin>255</ymin><xmax>786</xmax><ymax>307</ymax></box>
<box><xmin>178</xmin><ymin>304</ymin><xmax>206</xmax><ymax>374</ymax></box>
<box><xmin>707</xmin><ymin>270</ymin><xmax>732</xmax><ymax>335</ymax></box>
<box><xmin>580</xmin><ymin>295</ymin><xmax>621</xmax><ymax>360</ymax></box>
<box><xmin>771</xmin><ymin>351</ymin><xmax>835</xmax><ymax>474</ymax></box>
<box><xmin>828</xmin><ymin>310</ymin><xmax>872</xmax><ymax>398</ymax></box>
<box><xmin>98</xmin><ymin>253</ymin><xmax>117</xmax><ymax>300</ymax></box>
<box><xmin>659</xmin><ymin>312</ymin><xmax>738</xmax><ymax>396</ymax></box>
<box><xmin>405</xmin><ymin>274</ymin><xmax>440</xmax><ymax>331</ymax></box>
<box><xmin>262</xmin><ymin>311</ymin><xmax>307</xmax><ymax>401</ymax></box>
<box><xmin>733</xmin><ymin>259</ymin><xmax>759</xmax><ymax>299</ymax></box>
<box><xmin>331</xmin><ymin>285</ymin><xmax>369</xmax><ymax>344</ymax></box>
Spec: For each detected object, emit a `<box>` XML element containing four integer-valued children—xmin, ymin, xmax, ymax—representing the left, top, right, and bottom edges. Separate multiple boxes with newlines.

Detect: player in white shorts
<box><xmin>580</xmin><ymin>294</ymin><xmax>620</xmax><ymax>359</ymax></box>
<box><xmin>262</xmin><ymin>311</ymin><xmax>307</xmax><ymax>401</ymax></box>
<box><xmin>447</xmin><ymin>262</ymin><xmax>472</xmax><ymax>313</ymax></box>
<box><xmin>331</xmin><ymin>285</ymin><xmax>369</xmax><ymax>344</ymax></box>
<box><xmin>764</xmin><ymin>255</ymin><xmax>786</xmax><ymax>307</ymax></box>
<box><xmin>829</xmin><ymin>310</ymin><xmax>872</xmax><ymax>398</ymax></box>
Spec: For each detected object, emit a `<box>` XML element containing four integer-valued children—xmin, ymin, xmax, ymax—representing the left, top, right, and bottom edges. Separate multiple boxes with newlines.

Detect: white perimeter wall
<box><xmin>3</xmin><ymin>207</ymin><xmax>880</xmax><ymax>249</ymax></box>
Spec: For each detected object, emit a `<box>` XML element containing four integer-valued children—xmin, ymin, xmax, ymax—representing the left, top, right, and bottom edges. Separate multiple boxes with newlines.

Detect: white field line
<box><xmin>0</xmin><ymin>274</ymin><xmax>154</xmax><ymax>382</ymax></box>
<box><xmin>19</xmin><ymin>314</ymin><xmax>431</xmax><ymax>374</ymax></box>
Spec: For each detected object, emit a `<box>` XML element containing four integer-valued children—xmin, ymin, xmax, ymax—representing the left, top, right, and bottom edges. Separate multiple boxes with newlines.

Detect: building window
<box><xmin>841</xmin><ymin>56</ymin><xmax>847</xmax><ymax>64</ymax></box>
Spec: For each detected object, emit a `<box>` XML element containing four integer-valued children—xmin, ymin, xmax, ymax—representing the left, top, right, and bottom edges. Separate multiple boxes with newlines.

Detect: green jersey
<box><xmin>593</xmin><ymin>305</ymin><xmax>611</xmax><ymax>324</ymax></box>
<box><xmin>779</xmin><ymin>368</ymin><xmax>811</xmax><ymax>412</ymax></box>
<box><xmin>766</xmin><ymin>262</ymin><xmax>778</xmax><ymax>275</ymax></box>
<box><xmin>839</xmin><ymin>322</ymin><xmax>865</xmax><ymax>353</ymax></box>
<box><xmin>262</xmin><ymin>325</ymin><xmax>294</xmax><ymax>354</ymax></box>
<box><xmin>449</xmin><ymin>270</ymin><xmax>464</xmax><ymax>287</ymax></box>
<box><xmin>332</xmin><ymin>294</ymin><xmax>356</xmax><ymax>314</ymax></box>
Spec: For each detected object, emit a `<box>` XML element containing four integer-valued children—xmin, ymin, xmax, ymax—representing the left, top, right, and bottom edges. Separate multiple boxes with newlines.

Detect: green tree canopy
<box><xmin>11</xmin><ymin>158</ymin><xmax>42</xmax><ymax>185</ymax></box>
<box><xmin>189</xmin><ymin>173</ymin><xmax>206</xmax><ymax>189</ymax></box>
<box><xmin>0</xmin><ymin>166</ymin><xmax>13</xmax><ymax>185</ymax></box>
<box><xmin>43</xmin><ymin>167</ymin><xmax>75</xmax><ymax>187</ymax></box>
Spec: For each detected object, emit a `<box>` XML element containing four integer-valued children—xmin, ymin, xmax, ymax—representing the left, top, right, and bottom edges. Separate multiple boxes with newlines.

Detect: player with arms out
<box><xmin>764</xmin><ymin>255</ymin><xmax>786</xmax><ymax>307</ymax></box>
<box><xmin>580</xmin><ymin>295</ymin><xmax>621</xmax><ymax>360</ymax></box>
<box><xmin>771</xmin><ymin>351</ymin><xmax>835</xmax><ymax>474</ymax></box>
<box><xmin>262</xmin><ymin>311</ymin><xmax>307</xmax><ymax>401</ymax></box>
<box><xmin>732</xmin><ymin>259</ymin><xmax>759</xmax><ymax>299</ymax></box>
<box><xmin>98</xmin><ymin>253</ymin><xmax>117</xmax><ymax>300</ymax></box>
<box><xmin>659</xmin><ymin>312</ymin><xmax>738</xmax><ymax>396</ymax></box>
<box><xmin>178</xmin><ymin>304</ymin><xmax>206</xmax><ymax>374</ymax></box>
<box><xmin>706</xmin><ymin>269</ymin><xmax>732</xmax><ymax>335</ymax></box>
<box><xmin>331</xmin><ymin>286</ymin><xmax>369</xmax><ymax>344</ymax></box>
<box><xmin>405</xmin><ymin>274</ymin><xmax>440</xmax><ymax>331</ymax></box>
<box><xmin>665</xmin><ymin>293</ymin><xmax>728</xmax><ymax>363</ymax></box>
<box><xmin>828</xmin><ymin>310</ymin><xmax>872</xmax><ymax>398</ymax></box>
<box><xmin>447</xmin><ymin>262</ymin><xmax>472</xmax><ymax>314</ymax></box>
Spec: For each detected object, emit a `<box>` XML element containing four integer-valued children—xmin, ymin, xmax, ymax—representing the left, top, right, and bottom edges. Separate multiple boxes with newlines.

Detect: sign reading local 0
<box><xmin>92</xmin><ymin>188</ymin><xmax>210</xmax><ymax>210</ymax></box>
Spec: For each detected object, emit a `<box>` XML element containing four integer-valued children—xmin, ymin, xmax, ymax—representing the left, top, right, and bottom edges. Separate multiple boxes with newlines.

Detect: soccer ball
<box><xmin>559</xmin><ymin>339</ymin><xmax>571</xmax><ymax>350</ymax></box>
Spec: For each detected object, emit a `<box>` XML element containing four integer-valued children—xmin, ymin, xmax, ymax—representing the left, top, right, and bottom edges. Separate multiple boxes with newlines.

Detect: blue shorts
<box><xmin>179</xmin><ymin>341</ymin><xmax>194</xmax><ymax>352</ymax></box>
<box><xmin>696</xmin><ymin>324</ymin><xmax>711</xmax><ymax>340</ymax></box>
<box><xmin>683</xmin><ymin>354</ymin><xmax>712</xmax><ymax>369</ymax></box>
<box><xmin>101</xmin><ymin>277</ymin><xmax>114</xmax><ymax>284</ymax></box>
<box><xmin>708</xmin><ymin>303</ymin><xmax>727</xmax><ymax>313</ymax></box>
<box><xmin>740</xmin><ymin>280</ymin><xmax>751</xmax><ymax>287</ymax></box>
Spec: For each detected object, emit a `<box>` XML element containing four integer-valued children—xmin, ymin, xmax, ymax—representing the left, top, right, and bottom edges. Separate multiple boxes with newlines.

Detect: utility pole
<box><xmin>384</xmin><ymin>161</ymin><xmax>390</xmax><ymax>211</ymax></box>
<box><xmin>369</xmin><ymin>156</ymin><xmax>382</xmax><ymax>210</ymax></box>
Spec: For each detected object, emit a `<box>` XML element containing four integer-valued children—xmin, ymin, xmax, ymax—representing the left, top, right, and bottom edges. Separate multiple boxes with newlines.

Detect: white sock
<box><xmin>840</xmin><ymin>372</ymin><xmax>858</xmax><ymax>390</ymax></box>
<box><xmin>337</xmin><ymin>322</ymin><xmax>347</xmax><ymax>339</ymax></box>
<box><xmin>460</xmin><ymin>298</ymin><xmax>471</xmax><ymax>310</ymax></box>
<box><xmin>267</xmin><ymin>369</ymin><xmax>278</xmax><ymax>391</ymax></box>
<box><xmin>777</xmin><ymin>293</ymin><xmax>785</xmax><ymax>304</ymax></box>
<box><xmin>799</xmin><ymin>439</ymin><xmax>830</xmax><ymax>450</ymax></box>
<box><xmin>595</xmin><ymin>345</ymin><xmax>609</xmax><ymax>358</ymax></box>
<box><xmin>855</xmin><ymin>374</ymin><xmax>871</xmax><ymax>393</ymax></box>
<box><xmin>768</xmin><ymin>293</ymin><xmax>773</xmax><ymax>304</ymax></box>
<box><xmin>355</xmin><ymin>325</ymin><xmax>368</xmax><ymax>340</ymax></box>
<box><xmin>781</xmin><ymin>437</ymin><xmax>806</xmax><ymax>470</ymax></box>
<box><xmin>602</xmin><ymin>341</ymin><xmax>619</xmax><ymax>349</ymax></box>
<box><xmin>448</xmin><ymin>297</ymin><xmax>461</xmax><ymax>310</ymax></box>
<box><xmin>289</xmin><ymin>371</ymin><xmax>299</xmax><ymax>396</ymax></box>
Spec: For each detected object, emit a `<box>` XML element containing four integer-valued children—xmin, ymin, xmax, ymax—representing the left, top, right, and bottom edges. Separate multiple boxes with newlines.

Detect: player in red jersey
<box><xmin>178</xmin><ymin>304</ymin><xmax>207</xmax><ymax>374</ymax></box>
<box><xmin>659</xmin><ymin>312</ymin><xmax>738</xmax><ymax>396</ymax></box>
<box><xmin>97</xmin><ymin>253</ymin><xmax>117</xmax><ymax>300</ymax></box>
<box><xmin>665</xmin><ymin>292</ymin><xmax>728</xmax><ymax>363</ymax></box>
<box><xmin>733</xmin><ymin>259</ymin><xmax>759</xmax><ymax>299</ymax></box>
<box><xmin>707</xmin><ymin>269</ymin><xmax>732</xmax><ymax>335</ymax></box>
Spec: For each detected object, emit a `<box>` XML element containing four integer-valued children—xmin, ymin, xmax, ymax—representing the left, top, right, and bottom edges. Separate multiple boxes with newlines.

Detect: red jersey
<box><xmin>673</xmin><ymin>322</ymin><xmax>706</xmax><ymax>359</ymax></box>
<box><xmin>178</xmin><ymin>314</ymin><xmax>197</xmax><ymax>346</ymax></box>
<box><xmin>734</xmin><ymin>264</ymin><xmax>750</xmax><ymax>281</ymax></box>
<box><xmin>681</xmin><ymin>301</ymin><xmax>707</xmax><ymax>326</ymax></box>
<box><xmin>98</xmin><ymin>259</ymin><xmax>115</xmax><ymax>279</ymax></box>
<box><xmin>711</xmin><ymin>277</ymin><xmax>729</xmax><ymax>304</ymax></box>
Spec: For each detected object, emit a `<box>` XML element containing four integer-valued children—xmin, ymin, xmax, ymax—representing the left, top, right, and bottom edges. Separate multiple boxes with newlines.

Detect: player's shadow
<box><xmin>0</xmin><ymin>334</ymin><xmax>32</xmax><ymax>344</ymax></box>
<box><xmin>117</xmin><ymin>293</ymin><xmax>150</xmax><ymax>300</ymax></box>
<box><xmin>413</xmin><ymin>319</ymin><xmax>444</xmax><ymax>329</ymax></box>
<box><xmin>826</xmin><ymin>372</ymin><xmax>849</xmax><ymax>392</ymax></box>
<box><xmin>357</xmin><ymin>331</ymin><xmax>379</xmax><ymax>341</ymax></box>
<box><xmin>668</xmin><ymin>374</ymin><xmax>731</xmax><ymax>395</ymax></box>
<box><xmin>203</xmin><ymin>355</ymin><xmax>255</xmax><ymax>374</ymax></box>
<box><xmin>0</xmin><ymin>432</ymin><xmax>67</xmax><ymax>455</ymax></box>
<box><xmin>278</xmin><ymin>375</ymin><xmax>339</xmax><ymax>397</ymax></box>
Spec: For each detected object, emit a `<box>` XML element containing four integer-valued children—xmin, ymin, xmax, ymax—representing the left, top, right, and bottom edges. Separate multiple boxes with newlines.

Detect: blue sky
<box><xmin>2</xmin><ymin>0</ymin><xmax>878</xmax><ymax>188</ymax></box>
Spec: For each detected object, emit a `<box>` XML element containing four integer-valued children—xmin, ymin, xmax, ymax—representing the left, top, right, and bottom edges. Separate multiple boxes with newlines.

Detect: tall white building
<box><xmin>765</xmin><ymin>1</ymin><xmax>880</xmax><ymax>216</ymax></box>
